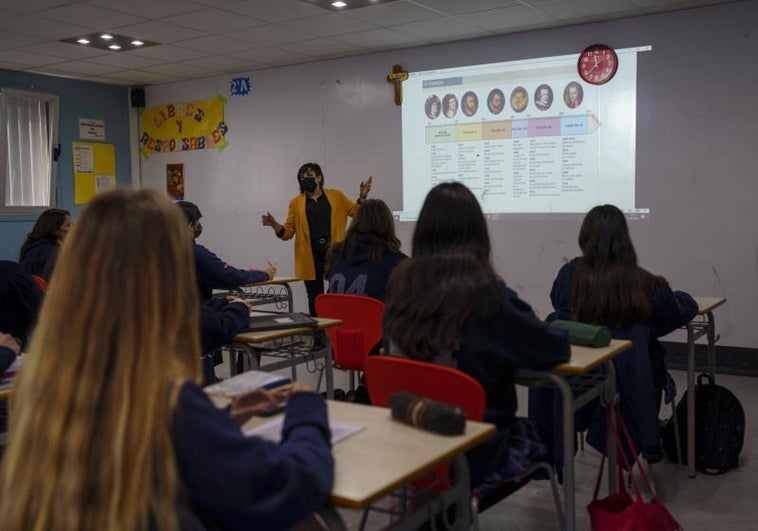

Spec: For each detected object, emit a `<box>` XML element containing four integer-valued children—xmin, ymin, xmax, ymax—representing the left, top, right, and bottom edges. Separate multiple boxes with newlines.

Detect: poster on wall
<box><xmin>167</xmin><ymin>163</ymin><xmax>184</xmax><ymax>200</ymax></box>
<box><xmin>139</xmin><ymin>96</ymin><xmax>228</xmax><ymax>157</ymax></box>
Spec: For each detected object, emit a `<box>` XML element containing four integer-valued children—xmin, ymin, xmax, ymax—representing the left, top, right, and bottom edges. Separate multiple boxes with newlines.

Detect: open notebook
<box><xmin>245</xmin><ymin>417</ymin><xmax>364</xmax><ymax>445</ymax></box>
<box><xmin>204</xmin><ymin>370</ymin><xmax>290</xmax><ymax>398</ymax></box>
<box><xmin>245</xmin><ymin>312</ymin><xmax>318</xmax><ymax>333</ymax></box>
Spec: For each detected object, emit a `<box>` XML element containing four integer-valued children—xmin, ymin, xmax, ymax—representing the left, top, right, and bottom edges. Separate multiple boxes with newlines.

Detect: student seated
<box><xmin>384</xmin><ymin>182</ymin><xmax>570</xmax><ymax>488</ymax></box>
<box><xmin>0</xmin><ymin>260</ymin><xmax>43</xmax><ymax>349</ymax></box>
<box><xmin>200</xmin><ymin>296</ymin><xmax>252</xmax><ymax>385</ymax></box>
<box><xmin>545</xmin><ymin>204</ymin><xmax>697</xmax><ymax>463</ymax></box>
<box><xmin>177</xmin><ymin>201</ymin><xmax>275</xmax><ymax>301</ymax></box>
<box><xmin>0</xmin><ymin>189</ymin><xmax>334</xmax><ymax>530</ymax></box>
<box><xmin>0</xmin><ymin>333</ymin><xmax>20</xmax><ymax>375</ymax></box>
<box><xmin>19</xmin><ymin>208</ymin><xmax>71</xmax><ymax>281</ymax></box>
<box><xmin>325</xmin><ymin>198</ymin><xmax>406</xmax><ymax>302</ymax></box>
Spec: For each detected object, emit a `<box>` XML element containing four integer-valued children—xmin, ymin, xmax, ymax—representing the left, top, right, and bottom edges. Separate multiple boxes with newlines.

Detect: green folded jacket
<box><xmin>550</xmin><ymin>320</ymin><xmax>611</xmax><ymax>347</ymax></box>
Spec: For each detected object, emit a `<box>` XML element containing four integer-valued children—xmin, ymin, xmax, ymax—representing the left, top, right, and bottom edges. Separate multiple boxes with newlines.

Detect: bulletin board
<box><xmin>72</xmin><ymin>142</ymin><xmax>116</xmax><ymax>204</ymax></box>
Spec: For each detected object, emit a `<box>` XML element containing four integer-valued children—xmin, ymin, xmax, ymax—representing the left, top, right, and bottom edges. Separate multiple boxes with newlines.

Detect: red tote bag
<box><xmin>587</xmin><ymin>404</ymin><xmax>683</xmax><ymax>531</ymax></box>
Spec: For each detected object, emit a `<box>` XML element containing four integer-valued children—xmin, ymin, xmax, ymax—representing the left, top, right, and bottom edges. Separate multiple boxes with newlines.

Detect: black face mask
<box><xmin>193</xmin><ymin>222</ymin><xmax>203</xmax><ymax>239</ymax></box>
<box><xmin>301</xmin><ymin>177</ymin><xmax>318</xmax><ymax>193</ymax></box>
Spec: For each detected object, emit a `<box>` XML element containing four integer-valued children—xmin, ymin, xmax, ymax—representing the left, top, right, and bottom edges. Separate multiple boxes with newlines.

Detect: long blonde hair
<box><xmin>0</xmin><ymin>189</ymin><xmax>202</xmax><ymax>530</ymax></box>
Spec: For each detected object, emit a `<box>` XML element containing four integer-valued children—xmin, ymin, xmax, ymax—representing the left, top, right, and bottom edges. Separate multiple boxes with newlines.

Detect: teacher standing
<box><xmin>262</xmin><ymin>162</ymin><xmax>372</xmax><ymax>317</ymax></box>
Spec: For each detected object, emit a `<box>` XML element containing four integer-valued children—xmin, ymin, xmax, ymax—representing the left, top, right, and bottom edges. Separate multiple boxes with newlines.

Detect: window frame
<box><xmin>0</xmin><ymin>87</ymin><xmax>60</xmax><ymax>216</ymax></box>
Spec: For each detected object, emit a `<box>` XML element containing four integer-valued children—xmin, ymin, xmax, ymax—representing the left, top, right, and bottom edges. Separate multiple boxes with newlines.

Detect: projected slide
<box><xmin>399</xmin><ymin>47</ymin><xmax>651</xmax><ymax>220</ymax></box>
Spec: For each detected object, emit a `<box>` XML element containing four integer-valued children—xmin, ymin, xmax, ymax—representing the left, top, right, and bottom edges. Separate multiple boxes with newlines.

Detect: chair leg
<box><xmin>545</xmin><ymin>464</ymin><xmax>564</xmax><ymax>525</ymax></box>
<box><xmin>470</xmin><ymin>496</ymin><xmax>480</xmax><ymax>531</ymax></box>
<box><xmin>671</xmin><ymin>399</ymin><xmax>683</xmax><ymax>464</ymax></box>
<box><xmin>579</xmin><ymin>431</ymin><xmax>585</xmax><ymax>451</ymax></box>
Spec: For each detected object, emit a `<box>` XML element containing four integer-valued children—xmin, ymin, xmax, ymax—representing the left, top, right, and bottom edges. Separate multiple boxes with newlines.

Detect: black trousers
<box><xmin>304</xmin><ymin>238</ymin><xmax>330</xmax><ymax>316</ymax></box>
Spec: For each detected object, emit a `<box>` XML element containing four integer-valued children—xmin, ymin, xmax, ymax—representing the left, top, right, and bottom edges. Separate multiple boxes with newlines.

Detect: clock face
<box><xmin>578</xmin><ymin>44</ymin><xmax>618</xmax><ymax>85</ymax></box>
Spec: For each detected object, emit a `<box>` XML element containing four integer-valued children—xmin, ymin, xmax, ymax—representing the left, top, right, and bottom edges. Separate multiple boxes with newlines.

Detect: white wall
<box><xmin>141</xmin><ymin>0</ymin><xmax>758</xmax><ymax>348</ymax></box>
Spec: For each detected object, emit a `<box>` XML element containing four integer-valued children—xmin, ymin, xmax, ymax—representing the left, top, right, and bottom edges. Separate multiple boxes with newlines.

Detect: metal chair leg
<box><xmin>671</xmin><ymin>399</ymin><xmax>683</xmax><ymax>464</ymax></box>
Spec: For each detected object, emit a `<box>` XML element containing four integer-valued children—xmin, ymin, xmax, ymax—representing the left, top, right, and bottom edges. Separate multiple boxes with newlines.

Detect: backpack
<box><xmin>661</xmin><ymin>373</ymin><xmax>744</xmax><ymax>474</ymax></box>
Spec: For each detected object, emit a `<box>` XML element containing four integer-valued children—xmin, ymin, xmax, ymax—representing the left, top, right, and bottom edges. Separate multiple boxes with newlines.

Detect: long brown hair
<box><xmin>19</xmin><ymin>208</ymin><xmax>70</xmax><ymax>260</ymax></box>
<box><xmin>572</xmin><ymin>204</ymin><xmax>662</xmax><ymax>327</ymax></box>
<box><xmin>0</xmin><ymin>189</ymin><xmax>202</xmax><ymax>531</ymax></box>
<box><xmin>325</xmin><ymin>198</ymin><xmax>401</xmax><ymax>273</ymax></box>
<box><xmin>385</xmin><ymin>182</ymin><xmax>504</xmax><ymax>361</ymax></box>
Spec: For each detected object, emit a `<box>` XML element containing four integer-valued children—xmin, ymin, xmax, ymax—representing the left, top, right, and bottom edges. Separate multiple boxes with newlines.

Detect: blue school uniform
<box><xmin>193</xmin><ymin>242</ymin><xmax>269</xmax><ymax>301</ymax></box>
<box><xmin>387</xmin><ymin>282</ymin><xmax>570</xmax><ymax>485</ymax></box>
<box><xmin>0</xmin><ymin>261</ymin><xmax>43</xmax><ymax>347</ymax></box>
<box><xmin>172</xmin><ymin>384</ymin><xmax>333</xmax><ymax>530</ymax></box>
<box><xmin>536</xmin><ymin>257</ymin><xmax>698</xmax><ymax>464</ymax></box>
<box><xmin>19</xmin><ymin>237</ymin><xmax>59</xmax><ymax>280</ymax></box>
<box><xmin>327</xmin><ymin>237</ymin><xmax>407</xmax><ymax>302</ymax></box>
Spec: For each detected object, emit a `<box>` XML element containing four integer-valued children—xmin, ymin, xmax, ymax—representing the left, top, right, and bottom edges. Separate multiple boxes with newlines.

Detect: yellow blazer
<box><xmin>279</xmin><ymin>188</ymin><xmax>359</xmax><ymax>280</ymax></box>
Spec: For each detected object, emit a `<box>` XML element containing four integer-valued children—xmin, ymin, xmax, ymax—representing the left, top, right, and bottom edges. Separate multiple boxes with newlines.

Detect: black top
<box><xmin>305</xmin><ymin>193</ymin><xmax>331</xmax><ymax>241</ymax></box>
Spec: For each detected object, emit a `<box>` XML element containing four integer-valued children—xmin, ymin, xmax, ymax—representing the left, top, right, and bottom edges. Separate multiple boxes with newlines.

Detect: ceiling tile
<box><xmin>284</xmin><ymin>13</ymin><xmax>379</xmax><ymax>37</ymax></box>
<box><xmin>0</xmin><ymin>16</ymin><xmax>91</xmax><ymax>40</ymax></box>
<box><xmin>126</xmin><ymin>44</ymin><xmax>210</xmax><ymax>61</ymax></box>
<box><xmin>334</xmin><ymin>28</ymin><xmax>427</xmax><ymax>49</ymax></box>
<box><xmin>139</xmin><ymin>62</ymin><xmax>212</xmax><ymax>77</ymax></box>
<box><xmin>1</xmin><ymin>0</ymin><xmax>78</xmax><ymax>14</ymax></box>
<box><xmin>341</xmin><ymin>2</ymin><xmax>440</xmax><ymax>26</ymax></box>
<box><xmin>181</xmin><ymin>54</ymin><xmax>251</xmax><ymax>71</ymax></box>
<box><xmin>630</xmin><ymin>0</ymin><xmax>733</xmax><ymax>11</ymax></box>
<box><xmin>80</xmin><ymin>74</ymin><xmax>129</xmax><ymax>85</ymax></box>
<box><xmin>173</xmin><ymin>35</ymin><xmax>257</xmax><ymax>54</ymax></box>
<box><xmin>0</xmin><ymin>61</ymin><xmax>29</xmax><ymax>71</ymax></box>
<box><xmin>187</xmin><ymin>0</ymin><xmax>240</xmax><ymax>5</ymax></box>
<box><xmin>0</xmin><ymin>49</ymin><xmax>63</xmax><ymax>67</ymax></box>
<box><xmin>537</xmin><ymin>0</ymin><xmax>642</xmax><ymax>20</ymax></box>
<box><xmin>30</xmin><ymin>60</ymin><xmax>122</xmax><ymax>75</ymax></box>
<box><xmin>459</xmin><ymin>4</ymin><xmax>555</xmax><ymax>31</ymax></box>
<box><xmin>111</xmin><ymin>20</ymin><xmax>209</xmax><ymax>43</ymax></box>
<box><xmin>279</xmin><ymin>38</ymin><xmax>364</xmax><ymax>57</ymax></box>
<box><xmin>39</xmin><ymin>3</ymin><xmax>146</xmax><ymax>28</ymax></box>
<box><xmin>88</xmin><ymin>0</ymin><xmax>201</xmax><ymax>19</ymax></box>
<box><xmin>86</xmin><ymin>52</ymin><xmax>165</xmax><ymax>69</ymax></box>
<box><xmin>164</xmin><ymin>8</ymin><xmax>265</xmax><ymax>33</ymax></box>
<box><xmin>0</xmin><ymin>32</ymin><xmax>46</xmax><ymax>50</ymax></box>
<box><xmin>222</xmin><ymin>0</ymin><xmax>327</xmax><ymax>22</ymax></box>
<box><xmin>411</xmin><ymin>0</ymin><xmax>522</xmax><ymax>15</ymax></box>
<box><xmin>225</xmin><ymin>24</ymin><xmax>317</xmax><ymax>46</ymax></box>
<box><xmin>105</xmin><ymin>69</ymin><xmax>178</xmax><ymax>84</ymax></box>
<box><xmin>391</xmin><ymin>16</ymin><xmax>484</xmax><ymax>40</ymax></box>
<box><xmin>231</xmin><ymin>46</ymin><xmax>311</xmax><ymax>66</ymax></box>
<box><xmin>18</xmin><ymin>41</ymin><xmax>111</xmax><ymax>60</ymax></box>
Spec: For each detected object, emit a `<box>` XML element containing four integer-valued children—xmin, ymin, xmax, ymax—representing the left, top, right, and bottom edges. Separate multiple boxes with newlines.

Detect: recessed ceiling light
<box><xmin>300</xmin><ymin>0</ymin><xmax>398</xmax><ymax>11</ymax></box>
<box><xmin>61</xmin><ymin>33</ymin><xmax>159</xmax><ymax>52</ymax></box>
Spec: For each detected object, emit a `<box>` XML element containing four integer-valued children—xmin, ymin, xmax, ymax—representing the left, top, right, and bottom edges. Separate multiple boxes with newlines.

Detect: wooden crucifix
<box><xmin>386</xmin><ymin>64</ymin><xmax>408</xmax><ymax>105</ymax></box>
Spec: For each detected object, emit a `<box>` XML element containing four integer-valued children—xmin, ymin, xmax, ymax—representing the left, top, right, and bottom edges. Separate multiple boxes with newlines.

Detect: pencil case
<box><xmin>549</xmin><ymin>320</ymin><xmax>611</xmax><ymax>347</ymax></box>
<box><xmin>389</xmin><ymin>392</ymin><xmax>466</xmax><ymax>436</ymax></box>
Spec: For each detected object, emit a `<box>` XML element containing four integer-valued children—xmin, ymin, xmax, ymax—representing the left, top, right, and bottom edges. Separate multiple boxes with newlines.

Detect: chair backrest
<box><xmin>31</xmin><ymin>275</ymin><xmax>48</xmax><ymax>293</ymax></box>
<box><xmin>364</xmin><ymin>356</ymin><xmax>486</xmax><ymax>421</ymax></box>
<box><xmin>314</xmin><ymin>294</ymin><xmax>385</xmax><ymax>371</ymax></box>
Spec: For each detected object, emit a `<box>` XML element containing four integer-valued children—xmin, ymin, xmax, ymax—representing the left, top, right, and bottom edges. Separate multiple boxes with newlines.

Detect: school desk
<box><xmin>214</xmin><ymin>276</ymin><xmax>301</xmax><ymax>312</ymax></box>
<box><xmin>240</xmin><ymin>400</ymin><xmax>496</xmax><ymax>530</ymax></box>
<box><xmin>517</xmin><ymin>339</ymin><xmax>632</xmax><ymax>531</ymax></box>
<box><xmin>685</xmin><ymin>296</ymin><xmax>727</xmax><ymax>478</ymax></box>
<box><xmin>230</xmin><ymin>312</ymin><xmax>342</xmax><ymax>399</ymax></box>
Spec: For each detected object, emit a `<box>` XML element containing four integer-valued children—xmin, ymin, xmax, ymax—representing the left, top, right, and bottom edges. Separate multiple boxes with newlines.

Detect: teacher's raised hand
<box><xmin>359</xmin><ymin>176</ymin><xmax>373</xmax><ymax>200</ymax></box>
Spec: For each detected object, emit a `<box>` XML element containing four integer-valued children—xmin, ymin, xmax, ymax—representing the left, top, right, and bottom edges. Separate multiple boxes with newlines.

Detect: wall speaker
<box><xmin>130</xmin><ymin>87</ymin><xmax>145</xmax><ymax>108</ymax></box>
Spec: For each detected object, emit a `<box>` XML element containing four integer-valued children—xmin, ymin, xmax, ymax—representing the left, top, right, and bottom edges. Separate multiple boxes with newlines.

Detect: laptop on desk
<box><xmin>245</xmin><ymin>312</ymin><xmax>318</xmax><ymax>332</ymax></box>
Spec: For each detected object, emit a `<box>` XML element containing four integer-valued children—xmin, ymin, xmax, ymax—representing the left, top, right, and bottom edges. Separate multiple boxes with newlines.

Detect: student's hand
<box><xmin>264</xmin><ymin>264</ymin><xmax>277</xmax><ymax>280</ymax></box>
<box><xmin>227</xmin><ymin>297</ymin><xmax>253</xmax><ymax>312</ymax></box>
<box><xmin>230</xmin><ymin>389</ymin><xmax>280</xmax><ymax>426</ymax></box>
<box><xmin>0</xmin><ymin>333</ymin><xmax>20</xmax><ymax>355</ymax></box>
<box><xmin>261</xmin><ymin>212</ymin><xmax>278</xmax><ymax>228</ymax></box>
<box><xmin>359</xmin><ymin>176</ymin><xmax>373</xmax><ymax>200</ymax></box>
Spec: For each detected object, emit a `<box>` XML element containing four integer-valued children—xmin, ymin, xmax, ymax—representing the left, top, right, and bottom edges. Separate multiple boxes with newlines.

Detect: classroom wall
<box><xmin>141</xmin><ymin>0</ymin><xmax>758</xmax><ymax>349</ymax></box>
<box><xmin>0</xmin><ymin>69</ymin><xmax>131</xmax><ymax>260</ymax></box>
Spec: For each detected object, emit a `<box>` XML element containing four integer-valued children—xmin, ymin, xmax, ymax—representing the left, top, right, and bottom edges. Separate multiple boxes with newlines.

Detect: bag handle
<box><xmin>591</xmin><ymin>449</ymin><xmax>627</xmax><ymax>502</ymax></box>
<box><xmin>605</xmin><ymin>404</ymin><xmax>645</xmax><ymax>502</ymax></box>
<box><xmin>614</xmin><ymin>402</ymin><xmax>657</xmax><ymax>497</ymax></box>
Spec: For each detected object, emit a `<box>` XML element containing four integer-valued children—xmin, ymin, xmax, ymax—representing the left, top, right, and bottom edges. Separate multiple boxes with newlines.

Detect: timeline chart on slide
<box><xmin>423</xmin><ymin>115</ymin><xmax>599</xmax><ymax>212</ymax></box>
<box><xmin>400</xmin><ymin>46</ymin><xmax>650</xmax><ymax>219</ymax></box>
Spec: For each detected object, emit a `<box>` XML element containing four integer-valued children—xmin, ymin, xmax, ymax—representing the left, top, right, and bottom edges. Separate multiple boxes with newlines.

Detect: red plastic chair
<box><xmin>31</xmin><ymin>275</ymin><xmax>48</xmax><ymax>293</ymax></box>
<box><xmin>314</xmin><ymin>294</ymin><xmax>385</xmax><ymax>392</ymax></box>
<box><xmin>364</xmin><ymin>356</ymin><xmax>563</xmax><ymax>530</ymax></box>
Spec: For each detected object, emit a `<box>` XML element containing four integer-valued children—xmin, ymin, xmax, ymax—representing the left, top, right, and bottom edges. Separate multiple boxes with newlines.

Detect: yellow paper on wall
<box><xmin>73</xmin><ymin>142</ymin><xmax>115</xmax><ymax>204</ymax></box>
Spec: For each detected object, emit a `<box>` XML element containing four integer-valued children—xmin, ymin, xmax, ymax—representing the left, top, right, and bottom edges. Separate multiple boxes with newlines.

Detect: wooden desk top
<box><xmin>693</xmin><ymin>296</ymin><xmax>727</xmax><ymax>315</ymax></box>
<box><xmin>0</xmin><ymin>386</ymin><xmax>12</xmax><ymax>400</ymax></box>
<box><xmin>242</xmin><ymin>276</ymin><xmax>301</xmax><ymax>287</ymax></box>
<box><xmin>550</xmin><ymin>339</ymin><xmax>632</xmax><ymax>374</ymax></box>
<box><xmin>242</xmin><ymin>400</ymin><xmax>495</xmax><ymax>508</ymax></box>
<box><xmin>232</xmin><ymin>313</ymin><xmax>342</xmax><ymax>344</ymax></box>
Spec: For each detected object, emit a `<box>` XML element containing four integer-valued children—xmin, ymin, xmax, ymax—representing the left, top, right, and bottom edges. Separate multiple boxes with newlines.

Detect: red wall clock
<box><xmin>578</xmin><ymin>44</ymin><xmax>618</xmax><ymax>85</ymax></box>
